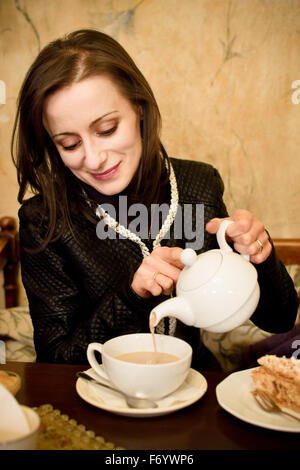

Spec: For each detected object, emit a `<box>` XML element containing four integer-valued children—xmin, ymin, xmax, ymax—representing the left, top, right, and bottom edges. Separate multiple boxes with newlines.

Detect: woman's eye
<box><xmin>59</xmin><ymin>124</ymin><xmax>117</xmax><ymax>150</ymax></box>
<box><xmin>62</xmin><ymin>142</ymin><xmax>79</xmax><ymax>151</ymax></box>
<box><xmin>97</xmin><ymin>125</ymin><xmax>117</xmax><ymax>136</ymax></box>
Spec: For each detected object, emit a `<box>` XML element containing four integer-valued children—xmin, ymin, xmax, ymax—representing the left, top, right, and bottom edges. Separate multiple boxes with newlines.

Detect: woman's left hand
<box><xmin>206</xmin><ymin>209</ymin><xmax>272</xmax><ymax>264</ymax></box>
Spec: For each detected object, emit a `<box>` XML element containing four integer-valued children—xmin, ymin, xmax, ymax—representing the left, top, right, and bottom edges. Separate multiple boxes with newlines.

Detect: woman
<box><xmin>12</xmin><ymin>29</ymin><xmax>298</xmax><ymax>368</ymax></box>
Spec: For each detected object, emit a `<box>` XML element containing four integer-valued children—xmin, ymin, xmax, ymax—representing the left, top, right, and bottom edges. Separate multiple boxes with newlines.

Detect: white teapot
<box><xmin>150</xmin><ymin>220</ymin><xmax>260</xmax><ymax>333</ymax></box>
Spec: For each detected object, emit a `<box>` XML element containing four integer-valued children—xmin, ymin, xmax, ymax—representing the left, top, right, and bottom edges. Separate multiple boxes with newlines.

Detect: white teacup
<box><xmin>87</xmin><ymin>333</ymin><xmax>192</xmax><ymax>400</ymax></box>
<box><xmin>0</xmin><ymin>406</ymin><xmax>40</xmax><ymax>450</ymax></box>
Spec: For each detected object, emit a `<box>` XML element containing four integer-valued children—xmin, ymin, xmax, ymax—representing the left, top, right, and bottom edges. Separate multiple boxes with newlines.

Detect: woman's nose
<box><xmin>83</xmin><ymin>139</ymin><xmax>108</xmax><ymax>170</ymax></box>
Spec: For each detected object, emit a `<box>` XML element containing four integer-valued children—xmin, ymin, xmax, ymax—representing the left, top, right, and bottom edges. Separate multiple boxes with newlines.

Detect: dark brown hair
<box><xmin>11</xmin><ymin>29</ymin><xmax>169</xmax><ymax>249</ymax></box>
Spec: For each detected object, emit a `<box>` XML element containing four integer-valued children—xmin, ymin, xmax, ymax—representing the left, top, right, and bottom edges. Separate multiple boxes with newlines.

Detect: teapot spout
<box><xmin>150</xmin><ymin>297</ymin><xmax>194</xmax><ymax>328</ymax></box>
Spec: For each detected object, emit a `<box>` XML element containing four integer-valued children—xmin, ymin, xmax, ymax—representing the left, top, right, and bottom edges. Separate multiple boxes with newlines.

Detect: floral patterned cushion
<box><xmin>0</xmin><ymin>306</ymin><xmax>36</xmax><ymax>363</ymax></box>
<box><xmin>201</xmin><ymin>264</ymin><xmax>300</xmax><ymax>371</ymax></box>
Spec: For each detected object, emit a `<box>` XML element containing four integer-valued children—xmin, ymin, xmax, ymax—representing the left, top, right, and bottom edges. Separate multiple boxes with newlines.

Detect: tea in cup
<box><xmin>87</xmin><ymin>333</ymin><xmax>192</xmax><ymax>400</ymax></box>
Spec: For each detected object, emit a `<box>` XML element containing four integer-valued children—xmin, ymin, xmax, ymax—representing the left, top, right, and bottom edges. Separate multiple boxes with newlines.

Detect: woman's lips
<box><xmin>91</xmin><ymin>162</ymin><xmax>121</xmax><ymax>181</ymax></box>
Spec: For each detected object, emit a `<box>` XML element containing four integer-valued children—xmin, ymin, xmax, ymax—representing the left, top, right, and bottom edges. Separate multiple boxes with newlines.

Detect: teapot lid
<box><xmin>178</xmin><ymin>249</ymin><xmax>223</xmax><ymax>292</ymax></box>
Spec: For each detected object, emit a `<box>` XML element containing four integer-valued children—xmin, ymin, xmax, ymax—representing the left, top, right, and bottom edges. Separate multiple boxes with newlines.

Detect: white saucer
<box><xmin>76</xmin><ymin>368</ymin><xmax>207</xmax><ymax>418</ymax></box>
<box><xmin>216</xmin><ymin>367</ymin><xmax>300</xmax><ymax>433</ymax></box>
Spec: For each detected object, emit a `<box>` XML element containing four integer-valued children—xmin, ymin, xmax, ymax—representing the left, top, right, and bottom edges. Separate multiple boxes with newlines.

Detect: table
<box><xmin>0</xmin><ymin>362</ymin><xmax>299</xmax><ymax>451</ymax></box>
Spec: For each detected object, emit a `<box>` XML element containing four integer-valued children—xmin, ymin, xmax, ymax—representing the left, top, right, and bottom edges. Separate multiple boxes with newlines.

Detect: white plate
<box><xmin>216</xmin><ymin>367</ymin><xmax>300</xmax><ymax>433</ymax></box>
<box><xmin>76</xmin><ymin>368</ymin><xmax>207</xmax><ymax>417</ymax></box>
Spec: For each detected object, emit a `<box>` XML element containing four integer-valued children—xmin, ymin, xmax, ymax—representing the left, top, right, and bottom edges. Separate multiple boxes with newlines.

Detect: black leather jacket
<box><xmin>19</xmin><ymin>158</ymin><xmax>299</xmax><ymax>368</ymax></box>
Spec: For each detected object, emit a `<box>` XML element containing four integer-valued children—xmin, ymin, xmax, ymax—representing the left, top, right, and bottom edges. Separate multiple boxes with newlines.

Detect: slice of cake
<box><xmin>251</xmin><ymin>355</ymin><xmax>300</xmax><ymax>420</ymax></box>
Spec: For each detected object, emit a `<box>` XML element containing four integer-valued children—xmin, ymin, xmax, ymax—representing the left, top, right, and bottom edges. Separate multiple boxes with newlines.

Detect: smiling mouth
<box><xmin>91</xmin><ymin>162</ymin><xmax>121</xmax><ymax>181</ymax></box>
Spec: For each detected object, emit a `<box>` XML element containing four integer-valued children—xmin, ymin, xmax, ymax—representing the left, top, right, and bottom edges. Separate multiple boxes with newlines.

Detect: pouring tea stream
<box><xmin>150</xmin><ymin>220</ymin><xmax>260</xmax><ymax>333</ymax></box>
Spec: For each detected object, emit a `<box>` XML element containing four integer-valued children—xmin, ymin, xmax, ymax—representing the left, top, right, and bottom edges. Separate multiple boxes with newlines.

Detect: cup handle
<box><xmin>87</xmin><ymin>343</ymin><xmax>110</xmax><ymax>381</ymax></box>
<box><xmin>217</xmin><ymin>219</ymin><xmax>250</xmax><ymax>261</ymax></box>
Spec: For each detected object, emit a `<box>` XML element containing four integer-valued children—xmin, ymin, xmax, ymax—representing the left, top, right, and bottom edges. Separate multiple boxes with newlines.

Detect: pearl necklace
<box><xmin>96</xmin><ymin>161</ymin><xmax>178</xmax><ymax>336</ymax></box>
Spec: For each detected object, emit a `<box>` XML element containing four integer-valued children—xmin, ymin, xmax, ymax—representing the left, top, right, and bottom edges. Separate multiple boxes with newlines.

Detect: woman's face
<box><xmin>43</xmin><ymin>75</ymin><xmax>143</xmax><ymax>195</ymax></box>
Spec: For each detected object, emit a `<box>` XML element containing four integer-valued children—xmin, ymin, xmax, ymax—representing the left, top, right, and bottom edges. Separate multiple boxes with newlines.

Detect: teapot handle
<box><xmin>217</xmin><ymin>220</ymin><xmax>250</xmax><ymax>261</ymax></box>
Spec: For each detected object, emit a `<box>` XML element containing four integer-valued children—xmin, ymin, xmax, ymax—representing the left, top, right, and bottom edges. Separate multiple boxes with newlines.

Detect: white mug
<box><xmin>0</xmin><ymin>406</ymin><xmax>40</xmax><ymax>450</ymax></box>
<box><xmin>87</xmin><ymin>333</ymin><xmax>192</xmax><ymax>400</ymax></box>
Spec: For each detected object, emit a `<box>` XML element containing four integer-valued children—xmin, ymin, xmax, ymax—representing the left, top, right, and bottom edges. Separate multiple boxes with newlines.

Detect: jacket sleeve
<box><xmin>195</xmin><ymin>163</ymin><xmax>299</xmax><ymax>334</ymax></box>
<box><xmin>250</xmin><ymin>238</ymin><xmax>299</xmax><ymax>333</ymax></box>
<box><xmin>206</xmin><ymin>166</ymin><xmax>299</xmax><ymax>333</ymax></box>
<box><xmin>19</xmin><ymin>205</ymin><xmax>159</xmax><ymax>364</ymax></box>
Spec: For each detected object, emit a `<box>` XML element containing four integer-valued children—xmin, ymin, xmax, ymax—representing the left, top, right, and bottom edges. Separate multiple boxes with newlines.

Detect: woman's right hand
<box><xmin>131</xmin><ymin>246</ymin><xmax>184</xmax><ymax>299</ymax></box>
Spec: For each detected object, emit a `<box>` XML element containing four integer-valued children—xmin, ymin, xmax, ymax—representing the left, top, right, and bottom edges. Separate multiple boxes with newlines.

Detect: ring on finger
<box><xmin>256</xmin><ymin>239</ymin><xmax>263</xmax><ymax>253</ymax></box>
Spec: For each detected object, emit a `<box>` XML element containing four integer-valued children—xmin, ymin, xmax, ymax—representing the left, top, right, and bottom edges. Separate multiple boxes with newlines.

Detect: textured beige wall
<box><xmin>0</xmin><ymin>0</ymin><xmax>300</xmax><ymax>305</ymax></box>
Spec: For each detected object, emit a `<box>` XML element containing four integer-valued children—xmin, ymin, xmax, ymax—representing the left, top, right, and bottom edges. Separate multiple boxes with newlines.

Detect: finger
<box><xmin>206</xmin><ymin>215</ymin><xmax>251</xmax><ymax>242</ymax></box>
<box><xmin>146</xmin><ymin>252</ymin><xmax>183</xmax><ymax>280</ymax></box>
<box><xmin>206</xmin><ymin>217</ymin><xmax>228</xmax><ymax>234</ymax></box>
<box><xmin>224</xmin><ymin>210</ymin><xmax>255</xmax><ymax>239</ymax></box>
<box><xmin>234</xmin><ymin>231</ymin><xmax>270</xmax><ymax>257</ymax></box>
<box><xmin>230</xmin><ymin>218</ymin><xmax>266</xmax><ymax>247</ymax></box>
<box><xmin>149</xmin><ymin>259</ymin><xmax>182</xmax><ymax>283</ymax></box>
<box><xmin>153</xmin><ymin>246</ymin><xmax>184</xmax><ymax>269</ymax></box>
<box><xmin>141</xmin><ymin>271</ymin><xmax>174</xmax><ymax>297</ymax></box>
<box><xmin>146</xmin><ymin>282</ymin><xmax>163</xmax><ymax>297</ymax></box>
<box><xmin>133</xmin><ymin>260</ymin><xmax>179</xmax><ymax>298</ymax></box>
<box><xmin>206</xmin><ymin>211</ymin><xmax>255</xmax><ymax>239</ymax></box>
<box><xmin>152</xmin><ymin>273</ymin><xmax>174</xmax><ymax>296</ymax></box>
<box><xmin>131</xmin><ymin>247</ymin><xmax>183</xmax><ymax>298</ymax></box>
<box><xmin>249</xmin><ymin>239</ymin><xmax>272</xmax><ymax>264</ymax></box>
<box><xmin>250</xmin><ymin>231</ymin><xmax>270</xmax><ymax>255</ymax></box>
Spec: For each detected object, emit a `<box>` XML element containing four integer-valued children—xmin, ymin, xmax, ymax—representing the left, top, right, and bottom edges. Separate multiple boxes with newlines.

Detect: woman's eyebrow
<box><xmin>51</xmin><ymin>111</ymin><xmax>118</xmax><ymax>138</ymax></box>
